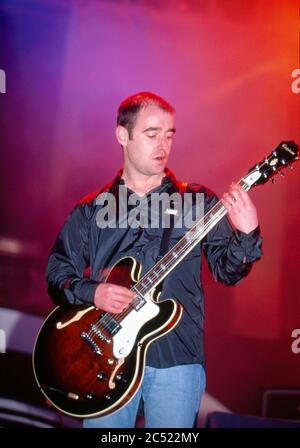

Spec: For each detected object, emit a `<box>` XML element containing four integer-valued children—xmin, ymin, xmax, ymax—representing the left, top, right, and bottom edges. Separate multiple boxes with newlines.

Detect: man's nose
<box><xmin>158</xmin><ymin>135</ymin><xmax>169</xmax><ymax>150</ymax></box>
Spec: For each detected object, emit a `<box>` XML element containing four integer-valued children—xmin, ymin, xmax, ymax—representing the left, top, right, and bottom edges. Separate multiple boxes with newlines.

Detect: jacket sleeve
<box><xmin>202</xmin><ymin>193</ymin><xmax>263</xmax><ymax>285</ymax></box>
<box><xmin>46</xmin><ymin>204</ymin><xmax>98</xmax><ymax>306</ymax></box>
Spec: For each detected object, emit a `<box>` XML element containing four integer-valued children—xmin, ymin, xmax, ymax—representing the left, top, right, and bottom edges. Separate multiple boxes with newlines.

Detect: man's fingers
<box><xmin>223</xmin><ymin>183</ymin><xmax>253</xmax><ymax>210</ymax></box>
<box><xmin>230</xmin><ymin>183</ymin><xmax>256</xmax><ymax>205</ymax></box>
<box><xmin>222</xmin><ymin>192</ymin><xmax>236</xmax><ymax>208</ymax></box>
<box><xmin>111</xmin><ymin>302</ymin><xmax>130</xmax><ymax>313</ymax></box>
<box><xmin>94</xmin><ymin>282</ymin><xmax>136</xmax><ymax>312</ymax></box>
<box><xmin>112</xmin><ymin>295</ymin><xmax>134</xmax><ymax>305</ymax></box>
<box><xmin>229</xmin><ymin>183</ymin><xmax>245</xmax><ymax>203</ymax></box>
<box><xmin>222</xmin><ymin>183</ymin><xmax>258</xmax><ymax>233</ymax></box>
<box><xmin>106</xmin><ymin>284</ymin><xmax>135</xmax><ymax>298</ymax></box>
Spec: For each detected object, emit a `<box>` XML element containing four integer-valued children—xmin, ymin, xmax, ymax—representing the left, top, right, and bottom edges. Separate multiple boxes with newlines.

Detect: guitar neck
<box><xmin>133</xmin><ymin>178</ymin><xmax>251</xmax><ymax>298</ymax></box>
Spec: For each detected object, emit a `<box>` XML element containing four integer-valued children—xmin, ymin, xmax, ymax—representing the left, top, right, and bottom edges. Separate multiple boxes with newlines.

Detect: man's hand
<box><xmin>94</xmin><ymin>283</ymin><xmax>135</xmax><ymax>313</ymax></box>
<box><xmin>222</xmin><ymin>183</ymin><xmax>258</xmax><ymax>234</ymax></box>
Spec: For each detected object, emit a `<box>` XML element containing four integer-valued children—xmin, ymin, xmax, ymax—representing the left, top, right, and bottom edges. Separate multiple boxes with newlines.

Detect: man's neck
<box><xmin>121</xmin><ymin>168</ymin><xmax>165</xmax><ymax>196</ymax></box>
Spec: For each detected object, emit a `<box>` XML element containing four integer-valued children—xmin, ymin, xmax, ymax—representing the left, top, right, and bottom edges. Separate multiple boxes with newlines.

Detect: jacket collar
<box><xmin>112</xmin><ymin>167</ymin><xmax>180</xmax><ymax>192</ymax></box>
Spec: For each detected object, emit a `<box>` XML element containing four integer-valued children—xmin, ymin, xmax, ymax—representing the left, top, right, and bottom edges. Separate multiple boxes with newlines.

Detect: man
<box><xmin>47</xmin><ymin>91</ymin><xmax>262</xmax><ymax>428</ymax></box>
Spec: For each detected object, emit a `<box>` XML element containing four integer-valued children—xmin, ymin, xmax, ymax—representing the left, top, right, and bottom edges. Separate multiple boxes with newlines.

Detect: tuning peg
<box><xmin>289</xmin><ymin>164</ymin><xmax>294</xmax><ymax>169</ymax></box>
<box><xmin>280</xmin><ymin>171</ymin><xmax>285</xmax><ymax>177</ymax></box>
<box><xmin>271</xmin><ymin>178</ymin><xmax>277</xmax><ymax>184</ymax></box>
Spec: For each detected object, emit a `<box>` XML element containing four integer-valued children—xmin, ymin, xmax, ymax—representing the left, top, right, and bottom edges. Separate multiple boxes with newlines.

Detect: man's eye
<box><xmin>166</xmin><ymin>134</ymin><xmax>174</xmax><ymax>139</ymax></box>
<box><xmin>147</xmin><ymin>134</ymin><xmax>157</xmax><ymax>138</ymax></box>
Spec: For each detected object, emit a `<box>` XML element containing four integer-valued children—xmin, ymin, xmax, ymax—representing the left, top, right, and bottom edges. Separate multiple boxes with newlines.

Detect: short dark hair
<box><xmin>117</xmin><ymin>91</ymin><xmax>175</xmax><ymax>139</ymax></box>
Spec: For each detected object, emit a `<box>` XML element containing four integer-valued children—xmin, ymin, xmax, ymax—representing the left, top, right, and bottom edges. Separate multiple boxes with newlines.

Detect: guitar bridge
<box><xmin>81</xmin><ymin>332</ymin><xmax>103</xmax><ymax>355</ymax></box>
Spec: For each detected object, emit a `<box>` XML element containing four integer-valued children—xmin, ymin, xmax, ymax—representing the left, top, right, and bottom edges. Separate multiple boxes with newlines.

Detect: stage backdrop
<box><xmin>0</xmin><ymin>0</ymin><xmax>299</xmax><ymax>417</ymax></box>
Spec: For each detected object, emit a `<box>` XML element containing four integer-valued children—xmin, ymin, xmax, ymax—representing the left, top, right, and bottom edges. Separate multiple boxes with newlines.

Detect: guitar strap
<box><xmin>157</xmin><ymin>181</ymin><xmax>188</xmax><ymax>260</ymax></box>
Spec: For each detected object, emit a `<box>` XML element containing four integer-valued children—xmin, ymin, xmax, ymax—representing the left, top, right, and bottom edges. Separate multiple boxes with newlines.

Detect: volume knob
<box><xmin>97</xmin><ymin>371</ymin><xmax>106</xmax><ymax>381</ymax></box>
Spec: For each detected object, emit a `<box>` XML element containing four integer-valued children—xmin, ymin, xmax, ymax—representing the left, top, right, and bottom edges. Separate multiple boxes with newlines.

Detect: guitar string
<box><xmin>89</xmin><ymin>179</ymin><xmax>249</xmax><ymax>338</ymax></box>
<box><xmin>86</xmin><ymin>149</ymin><xmax>300</xmax><ymax>339</ymax></box>
<box><xmin>87</xmin><ymin>200</ymin><xmax>224</xmax><ymax>339</ymax></box>
<box><xmin>89</xmin><ymin>200</ymin><xmax>227</xmax><ymax>338</ymax></box>
<box><xmin>132</xmin><ymin>178</ymin><xmax>249</xmax><ymax>298</ymax></box>
<box><xmin>89</xmin><ymin>180</ymin><xmax>248</xmax><ymax>339</ymax></box>
<box><xmin>90</xmin><ymin>180</ymin><xmax>249</xmax><ymax>337</ymax></box>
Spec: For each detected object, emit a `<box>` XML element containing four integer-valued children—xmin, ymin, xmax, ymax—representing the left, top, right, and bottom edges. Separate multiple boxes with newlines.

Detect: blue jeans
<box><xmin>83</xmin><ymin>363</ymin><xmax>206</xmax><ymax>428</ymax></box>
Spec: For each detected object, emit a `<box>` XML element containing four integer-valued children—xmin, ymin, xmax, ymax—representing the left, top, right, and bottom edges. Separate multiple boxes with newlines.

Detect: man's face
<box><xmin>117</xmin><ymin>104</ymin><xmax>176</xmax><ymax>177</ymax></box>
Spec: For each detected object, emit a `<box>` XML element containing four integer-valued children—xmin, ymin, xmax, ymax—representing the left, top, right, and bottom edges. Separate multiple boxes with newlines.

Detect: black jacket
<box><xmin>46</xmin><ymin>168</ymin><xmax>263</xmax><ymax>368</ymax></box>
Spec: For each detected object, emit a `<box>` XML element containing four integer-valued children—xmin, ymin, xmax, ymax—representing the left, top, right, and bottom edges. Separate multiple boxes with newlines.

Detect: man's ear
<box><xmin>116</xmin><ymin>125</ymin><xmax>129</xmax><ymax>148</ymax></box>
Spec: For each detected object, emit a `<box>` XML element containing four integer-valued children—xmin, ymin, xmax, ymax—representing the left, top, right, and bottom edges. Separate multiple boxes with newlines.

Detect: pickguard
<box><xmin>112</xmin><ymin>297</ymin><xmax>159</xmax><ymax>358</ymax></box>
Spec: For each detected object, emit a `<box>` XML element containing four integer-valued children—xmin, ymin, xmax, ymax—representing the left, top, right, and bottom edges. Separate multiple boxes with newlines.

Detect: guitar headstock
<box><xmin>243</xmin><ymin>141</ymin><xmax>299</xmax><ymax>188</ymax></box>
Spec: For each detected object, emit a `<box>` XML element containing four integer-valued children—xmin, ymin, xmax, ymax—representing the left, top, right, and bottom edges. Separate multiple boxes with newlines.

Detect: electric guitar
<box><xmin>33</xmin><ymin>141</ymin><xmax>299</xmax><ymax>418</ymax></box>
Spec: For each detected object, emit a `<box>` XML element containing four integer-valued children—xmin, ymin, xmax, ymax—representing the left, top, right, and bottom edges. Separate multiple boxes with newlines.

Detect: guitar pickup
<box><xmin>132</xmin><ymin>295</ymin><xmax>146</xmax><ymax>311</ymax></box>
<box><xmin>90</xmin><ymin>324</ymin><xmax>111</xmax><ymax>344</ymax></box>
